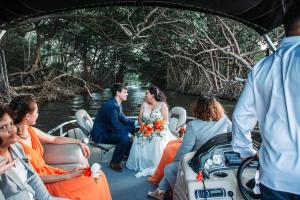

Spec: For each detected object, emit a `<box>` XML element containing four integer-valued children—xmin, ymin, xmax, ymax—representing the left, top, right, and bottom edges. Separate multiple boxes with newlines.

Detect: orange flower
<box><xmin>196</xmin><ymin>170</ymin><xmax>203</xmax><ymax>181</ymax></box>
<box><xmin>83</xmin><ymin>166</ymin><xmax>91</xmax><ymax>177</ymax></box>
<box><xmin>139</xmin><ymin>124</ymin><xmax>154</xmax><ymax>137</ymax></box>
<box><xmin>139</xmin><ymin>124</ymin><xmax>146</xmax><ymax>132</ymax></box>
<box><xmin>146</xmin><ymin>126</ymin><xmax>153</xmax><ymax>134</ymax></box>
<box><xmin>153</xmin><ymin>119</ymin><xmax>165</xmax><ymax>132</ymax></box>
<box><xmin>179</xmin><ymin>127</ymin><xmax>185</xmax><ymax>138</ymax></box>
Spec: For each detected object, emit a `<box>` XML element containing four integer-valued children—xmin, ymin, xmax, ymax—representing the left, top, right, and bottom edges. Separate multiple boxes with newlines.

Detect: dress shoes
<box><xmin>110</xmin><ymin>162</ymin><xmax>123</xmax><ymax>172</ymax></box>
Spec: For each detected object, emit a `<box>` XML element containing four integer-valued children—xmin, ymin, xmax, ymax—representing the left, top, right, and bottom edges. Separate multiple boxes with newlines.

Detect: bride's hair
<box><xmin>148</xmin><ymin>85</ymin><xmax>167</xmax><ymax>103</ymax></box>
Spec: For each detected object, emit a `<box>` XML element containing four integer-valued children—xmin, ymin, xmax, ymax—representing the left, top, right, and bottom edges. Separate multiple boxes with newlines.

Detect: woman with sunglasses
<box><xmin>0</xmin><ymin>104</ymin><xmax>64</xmax><ymax>200</ymax></box>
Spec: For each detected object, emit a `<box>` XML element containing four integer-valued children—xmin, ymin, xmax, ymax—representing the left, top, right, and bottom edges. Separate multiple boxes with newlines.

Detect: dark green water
<box><xmin>38</xmin><ymin>86</ymin><xmax>235</xmax><ymax>131</ymax></box>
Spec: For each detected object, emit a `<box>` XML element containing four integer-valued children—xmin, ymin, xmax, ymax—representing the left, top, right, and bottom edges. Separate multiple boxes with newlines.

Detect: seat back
<box><xmin>75</xmin><ymin>109</ymin><xmax>94</xmax><ymax>137</ymax></box>
<box><xmin>43</xmin><ymin>143</ymin><xmax>88</xmax><ymax>171</ymax></box>
<box><xmin>169</xmin><ymin>106</ymin><xmax>187</xmax><ymax>136</ymax></box>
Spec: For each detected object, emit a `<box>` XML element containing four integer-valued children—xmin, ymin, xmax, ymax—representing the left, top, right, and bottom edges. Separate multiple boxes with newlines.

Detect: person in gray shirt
<box><xmin>0</xmin><ymin>157</ymin><xmax>16</xmax><ymax>200</ymax></box>
<box><xmin>148</xmin><ymin>96</ymin><xmax>232</xmax><ymax>199</ymax></box>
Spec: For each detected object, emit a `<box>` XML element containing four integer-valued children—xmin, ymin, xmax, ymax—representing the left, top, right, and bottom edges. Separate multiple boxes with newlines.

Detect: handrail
<box><xmin>47</xmin><ymin>115</ymin><xmax>194</xmax><ymax>136</ymax></box>
<box><xmin>47</xmin><ymin>119</ymin><xmax>77</xmax><ymax>135</ymax></box>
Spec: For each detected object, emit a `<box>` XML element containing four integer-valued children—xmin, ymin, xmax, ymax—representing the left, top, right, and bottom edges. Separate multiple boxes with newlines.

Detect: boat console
<box><xmin>174</xmin><ymin>132</ymin><xmax>261</xmax><ymax>200</ymax></box>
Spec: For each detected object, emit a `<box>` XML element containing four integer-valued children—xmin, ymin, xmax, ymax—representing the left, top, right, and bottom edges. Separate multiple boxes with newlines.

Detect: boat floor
<box><xmin>88</xmin><ymin>147</ymin><xmax>156</xmax><ymax>200</ymax></box>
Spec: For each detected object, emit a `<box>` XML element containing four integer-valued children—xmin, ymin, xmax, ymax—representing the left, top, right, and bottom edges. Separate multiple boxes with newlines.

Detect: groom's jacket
<box><xmin>91</xmin><ymin>97</ymin><xmax>134</xmax><ymax>143</ymax></box>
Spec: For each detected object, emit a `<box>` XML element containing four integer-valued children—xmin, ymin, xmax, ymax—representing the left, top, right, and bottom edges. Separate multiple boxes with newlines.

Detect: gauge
<box><xmin>206</xmin><ymin>158</ymin><xmax>213</xmax><ymax>166</ymax></box>
<box><xmin>212</xmin><ymin>154</ymin><xmax>223</xmax><ymax>165</ymax></box>
<box><xmin>204</xmin><ymin>162</ymin><xmax>210</xmax><ymax>170</ymax></box>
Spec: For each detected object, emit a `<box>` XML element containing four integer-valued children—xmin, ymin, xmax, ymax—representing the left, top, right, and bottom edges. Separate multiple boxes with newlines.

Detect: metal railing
<box><xmin>47</xmin><ymin>115</ymin><xmax>195</xmax><ymax>136</ymax></box>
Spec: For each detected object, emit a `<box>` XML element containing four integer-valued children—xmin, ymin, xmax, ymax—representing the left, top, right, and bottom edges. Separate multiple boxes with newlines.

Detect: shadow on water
<box><xmin>38</xmin><ymin>86</ymin><xmax>236</xmax><ymax>131</ymax></box>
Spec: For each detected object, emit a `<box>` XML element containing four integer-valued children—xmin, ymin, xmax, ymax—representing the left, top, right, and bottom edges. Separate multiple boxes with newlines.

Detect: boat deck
<box><xmin>88</xmin><ymin>147</ymin><xmax>156</xmax><ymax>200</ymax></box>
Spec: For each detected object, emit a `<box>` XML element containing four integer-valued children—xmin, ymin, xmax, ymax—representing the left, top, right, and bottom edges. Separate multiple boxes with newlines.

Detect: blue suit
<box><xmin>91</xmin><ymin>98</ymin><xmax>135</xmax><ymax>163</ymax></box>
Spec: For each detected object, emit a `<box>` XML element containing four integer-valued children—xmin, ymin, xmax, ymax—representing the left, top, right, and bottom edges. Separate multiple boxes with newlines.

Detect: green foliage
<box><xmin>2</xmin><ymin>6</ymin><xmax>283</xmax><ymax>98</ymax></box>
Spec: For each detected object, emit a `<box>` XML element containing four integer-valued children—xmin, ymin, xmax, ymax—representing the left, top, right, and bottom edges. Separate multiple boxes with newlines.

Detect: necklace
<box><xmin>18</xmin><ymin>134</ymin><xmax>29</xmax><ymax>140</ymax></box>
<box><xmin>16</xmin><ymin>126</ymin><xmax>30</xmax><ymax>140</ymax></box>
<box><xmin>17</xmin><ymin>130</ymin><xmax>29</xmax><ymax>140</ymax></box>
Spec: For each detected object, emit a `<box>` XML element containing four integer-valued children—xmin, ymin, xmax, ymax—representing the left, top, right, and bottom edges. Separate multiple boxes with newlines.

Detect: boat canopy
<box><xmin>0</xmin><ymin>0</ymin><xmax>298</xmax><ymax>34</ymax></box>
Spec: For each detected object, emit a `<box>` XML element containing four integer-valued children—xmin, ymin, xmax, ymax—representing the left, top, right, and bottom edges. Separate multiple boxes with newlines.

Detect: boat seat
<box><xmin>43</xmin><ymin>143</ymin><xmax>88</xmax><ymax>171</ymax></box>
<box><xmin>75</xmin><ymin>109</ymin><xmax>115</xmax><ymax>162</ymax></box>
<box><xmin>169</xmin><ymin>106</ymin><xmax>187</xmax><ymax>136</ymax></box>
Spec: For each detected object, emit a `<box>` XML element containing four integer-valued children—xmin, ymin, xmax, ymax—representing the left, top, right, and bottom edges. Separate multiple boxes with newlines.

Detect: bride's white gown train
<box><xmin>126</xmin><ymin>102</ymin><xmax>176</xmax><ymax>177</ymax></box>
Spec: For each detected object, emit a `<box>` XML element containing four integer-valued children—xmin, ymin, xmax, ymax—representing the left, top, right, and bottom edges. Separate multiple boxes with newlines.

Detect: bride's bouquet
<box><xmin>137</xmin><ymin>116</ymin><xmax>166</xmax><ymax>142</ymax></box>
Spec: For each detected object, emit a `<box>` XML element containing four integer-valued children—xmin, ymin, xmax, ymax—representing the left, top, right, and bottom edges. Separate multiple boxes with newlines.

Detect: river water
<box><xmin>38</xmin><ymin>86</ymin><xmax>236</xmax><ymax>131</ymax></box>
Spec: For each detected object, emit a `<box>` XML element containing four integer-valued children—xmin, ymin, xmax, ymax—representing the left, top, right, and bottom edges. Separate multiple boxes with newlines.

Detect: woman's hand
<box><xmin>80</xmin><ymin>143</ymin><xmax>91</xmax><ymax>158</ymax></box>
<box><xmin>0</xmin><ymin>158</ymin><xmax>17</xmax><ymax>175</ymax></box>
<box><xmin>67</xmin><ymin>167</ymin><xmax>85</xmax><ymax>179</ymax></box>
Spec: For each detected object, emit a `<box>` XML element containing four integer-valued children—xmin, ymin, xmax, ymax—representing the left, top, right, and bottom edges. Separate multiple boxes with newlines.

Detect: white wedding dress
<box><xmin>126</xmin><ymin>102</ymin><xmax>176</xmax><ymax>177</ymax></box>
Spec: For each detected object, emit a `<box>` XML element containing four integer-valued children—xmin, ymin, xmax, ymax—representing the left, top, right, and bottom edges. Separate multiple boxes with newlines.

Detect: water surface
<box><xmin>38</xmin><ymin>86</ymin><xmax>235</xmax><ymax>131</ymax></box>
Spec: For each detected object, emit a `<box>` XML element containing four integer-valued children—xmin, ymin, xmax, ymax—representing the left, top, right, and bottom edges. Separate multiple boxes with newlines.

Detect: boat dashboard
<box><xmin>174</xmin><ymin>132</ymin><xmax>261</xmax><ymax>200</ymax></box>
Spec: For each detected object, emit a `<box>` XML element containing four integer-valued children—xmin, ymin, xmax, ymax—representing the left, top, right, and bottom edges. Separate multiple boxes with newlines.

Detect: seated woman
<box><xmin>9</xmin><ymin>95</ymin><xmax>112</xmax><ymax>200</ymax></box>
<box><xmin>126</xmin><ymin>86</ymin><xmax>176</xmax><ymax>177</ymax></box>
<box><xmin>0</xmin><ymin>104</ymin><xmax>64</xmax><ymax>200</ymax></box>
<box><xmin>148</xmin><ymin>96</ymin><xmax>232</xmax><ymax>200</ymax></box>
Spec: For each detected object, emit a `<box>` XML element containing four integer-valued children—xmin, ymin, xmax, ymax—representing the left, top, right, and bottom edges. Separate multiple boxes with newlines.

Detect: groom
<box><xmin>91</xmin><ymin>83</ymin><xmax>135</xmax><ymax>172</ymax></box>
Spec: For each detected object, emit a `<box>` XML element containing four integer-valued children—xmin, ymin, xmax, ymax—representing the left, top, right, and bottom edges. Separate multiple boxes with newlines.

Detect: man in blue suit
<box><xmin>91</xmin><ymin>83</ymin><xmax>135</xmax><ymax>172</ymax></box>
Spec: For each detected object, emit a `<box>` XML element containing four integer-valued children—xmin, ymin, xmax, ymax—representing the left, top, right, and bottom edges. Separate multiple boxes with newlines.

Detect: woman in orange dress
<box><xmin>9</xmin><ymin>95</ymin><xmax>112</xmax><ymax>200</ymax></box>
<box><xmin>147</xmin><ymin>140</ymin><xmax>182</xmax><ymax>185</ymax></box>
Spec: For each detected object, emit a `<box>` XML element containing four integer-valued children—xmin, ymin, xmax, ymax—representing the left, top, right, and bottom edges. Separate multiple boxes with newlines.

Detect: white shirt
<box><xmin>232</xmin><ymin>36</ymin><xmax>300</xmax><ymax>194</ymax></box>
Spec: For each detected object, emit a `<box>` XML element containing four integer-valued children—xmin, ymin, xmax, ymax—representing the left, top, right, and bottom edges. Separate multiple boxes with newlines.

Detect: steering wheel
<box><xmin>237</xmin><ymin>157</ymin><xmax>261</xmax><ymax>200</ymax></box>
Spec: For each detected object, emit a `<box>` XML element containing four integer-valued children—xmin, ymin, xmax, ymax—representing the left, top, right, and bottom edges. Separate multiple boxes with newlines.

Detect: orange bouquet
<box><xmin>139</xmin><ymin>124</ymin><xmax>154</xmax><ymax>137</ymax></box>
<box><xmin>137</xmin><ymin>118</ymin><xmax>166</xmax><ymax>142</ymax></box>
<box><xmin>153</xmin><ymin>119</ymin><xmax>165</xmax><ymax>132</ymax></box>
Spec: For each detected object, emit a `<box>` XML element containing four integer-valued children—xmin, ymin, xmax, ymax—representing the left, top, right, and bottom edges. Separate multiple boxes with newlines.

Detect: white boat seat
<box><xmin>75</xmin><ymin>109</ymin><xmax>115</xmax><ymax>161</ymax></box>
<box><xmin>43</xmin><ymin>143</ymin><xmax>88</xmax><ymax>171</ymax></box>
<box><xmin>169</xmin><ymin>106</ymin><xmax>187</xmax><ymax>136</ymax></box>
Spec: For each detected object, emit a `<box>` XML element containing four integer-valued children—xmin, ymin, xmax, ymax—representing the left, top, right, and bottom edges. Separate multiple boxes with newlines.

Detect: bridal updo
<box><xmin>148</xmin><ymin>86</ymin><xmax>167</xmax><ymax>103</ymax></box>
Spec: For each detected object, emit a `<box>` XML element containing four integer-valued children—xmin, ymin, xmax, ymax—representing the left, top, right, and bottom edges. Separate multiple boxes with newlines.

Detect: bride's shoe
<box><xmin>147</xmin><ymin>188</ymin><xmax>165</xmax><ymax>200</ymax></box>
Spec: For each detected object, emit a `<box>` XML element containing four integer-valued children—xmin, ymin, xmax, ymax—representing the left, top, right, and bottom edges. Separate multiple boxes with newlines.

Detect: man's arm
<box><xmin>108</xmin><ymin>105</ymin><xmax>128</xmax><ymax>134</ymax></box>
<box><xmin>119</xmin><ymin>104</ymin><xmax>134</xmax><ymax>126</ymax></box>
<box><xmin>231</xmin><ymin>71</ymin><xmax>258</xmax><ymax>158</ymax></box>
<box><xmin>119</xmin><ymin>112</ymin><xmax>134</xmax><ymax>126</ymax></box>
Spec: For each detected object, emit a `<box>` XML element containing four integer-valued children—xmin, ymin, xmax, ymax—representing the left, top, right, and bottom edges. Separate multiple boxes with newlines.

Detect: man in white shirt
<box><xmin>231</xmin><ymin>5</ymin><xmax>300</xmax><ymax>200</ymax></box>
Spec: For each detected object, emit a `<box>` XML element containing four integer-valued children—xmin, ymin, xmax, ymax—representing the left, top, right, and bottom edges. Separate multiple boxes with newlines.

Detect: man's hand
<box><xmin>0</xmin><ymin>158</ymin><xmax>17</xmax><ymax>175</ymax></box>
<box><xmin>80</xmin><ymin>143</ymin><xmax>91</xmax><ymax>158</ymax></box>
<box><xmin>240</xmin><ymin>152</ymin><xmax>259</xmax><ymax>162</ymax></box>
<box><xmin>129</xmin><ymin>134</ymin><xmax>134</xmax><ymax>143</ymax></box>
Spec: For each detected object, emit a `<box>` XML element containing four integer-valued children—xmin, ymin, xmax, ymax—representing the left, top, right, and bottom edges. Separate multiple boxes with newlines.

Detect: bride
<box><xmin>126</xmin><ymin>86</ymin><xmax>176</xmax><ymax>177</ymax></box>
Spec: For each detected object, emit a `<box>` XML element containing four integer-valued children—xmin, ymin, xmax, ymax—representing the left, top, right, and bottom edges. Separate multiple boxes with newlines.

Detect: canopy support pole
<box><xmin>263</xmin><ymin>34</ymin><xmax>277</xmax><ymax>53</ymax></box>
<box><xmin>0</xmin><ymin>30</ymin><xmax>6</xmax><ymax>42</ymax></box>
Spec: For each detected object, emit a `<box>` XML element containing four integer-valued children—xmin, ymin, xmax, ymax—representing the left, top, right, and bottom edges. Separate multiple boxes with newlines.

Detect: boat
<box><xmin>0</xmin><ymin>1</ymin><xmax>294</xmax><ymax>199</ymax></box>
<box><xmin>45</xmin><ymin>111</ymin><xmax>261</xmax><ymax>200</ymax></box>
